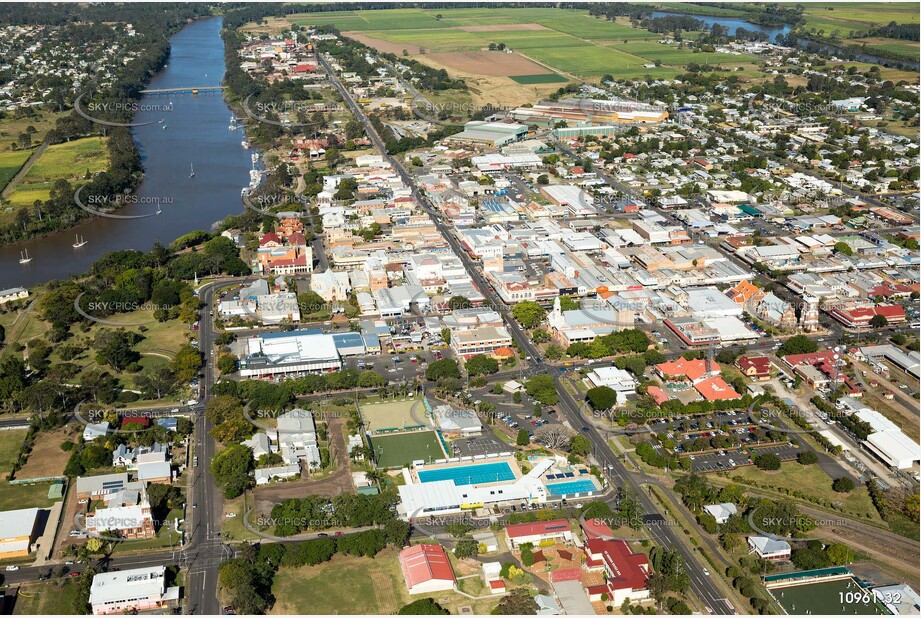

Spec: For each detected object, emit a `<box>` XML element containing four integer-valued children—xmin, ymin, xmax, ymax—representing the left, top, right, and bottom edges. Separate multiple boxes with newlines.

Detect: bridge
<box><xmin>140</xmin><ymin>85</ymin><xmax>227</xmax><ymax>95</ymax></box>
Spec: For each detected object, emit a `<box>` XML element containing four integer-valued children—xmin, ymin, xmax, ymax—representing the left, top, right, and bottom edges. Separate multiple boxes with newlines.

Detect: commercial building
<box><xmin>450</xmin><ymin>325</ymin><xmax>513</xmax><ymax>360</ymax></box>
<box><xmin>512</xmin><ymin>99</ymin><xmax>667</xmax><ymax>126</ymax></box>
<box><xmin>583</xmin><ymin>538</ymin><xmax>651</xmax><ymax>605</ymax></box>
<box><xmin>86</xmin><ymin>502</ymin><xmax>156</xmax><ymax>540</ymax></box>
<box><xmin>276</xmin><ymin>408</ymin><xmax>321</xmax><ymax>467</ymax></box>
<box><xmin>239</xmin><ymin>330</ymin><xmax>341</xmax><ymax>378</ymax></box>
<box><xmin>0</xmin><ymin>508</ymin><xmax>41</xmax><ymax>558</ymax></box>
<box><xmin>89</xmin><ymin>566</ymin><xmax>181</xmax><ymax>615</ymax></box>
<box><xmin>443</xmin><ymin>121</ymin><xmax>528</xmax><ymax>147</ymax></box>
<box><xmin>398</xmin><ymin>544</ymin><xmax>457</xmax><ymax>595</ymax></box>
<box><xmin>586</xmin><ymin>366</ymin><xmax>637</xmax><ymax>399</ymax></box>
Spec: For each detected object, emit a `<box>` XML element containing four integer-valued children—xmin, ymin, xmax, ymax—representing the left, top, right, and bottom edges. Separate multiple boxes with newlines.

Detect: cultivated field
<box><xmin>368</xmin><ymin>431</ymin><xmax>444</xmax><ymax>469</ymax></box>
<box><xmin>427</xmin><ymin>50</ymin><xmax>556</xmax><ymax>77</ymax></box>
<box><xmin>0</xmin><ymin>150</ymin><xmax>32</xmax><ymax>194</ymax></box>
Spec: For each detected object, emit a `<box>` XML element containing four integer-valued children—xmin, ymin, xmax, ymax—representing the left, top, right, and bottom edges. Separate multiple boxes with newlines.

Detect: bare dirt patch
<box><xmin>17</xmin><ymin>426</ymin><xmax>77</xmax><ymax>480</ymax></box>
<box><xmin>458</xmin><ymin>23</ymin><xmax>550</xmax><ymax>32</ymax></box>
<box><xmin>427</xmin><ymin>50</ymin><xmax>550</xmax><ymax>76</ymax></box>
<box><xmin>343</xmin><ymin>31</ymin><xmax>421</xmax><ymax>55</ymax></box>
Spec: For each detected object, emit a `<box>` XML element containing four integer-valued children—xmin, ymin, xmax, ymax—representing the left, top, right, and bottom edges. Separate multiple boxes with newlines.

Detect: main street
<box><xmin>321</xmin><ymin>52</ymin><xmax>736</xmax><ymax>615</ymax></box>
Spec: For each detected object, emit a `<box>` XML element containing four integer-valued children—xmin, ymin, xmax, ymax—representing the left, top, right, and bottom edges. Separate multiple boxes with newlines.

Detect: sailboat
<box><xmin>19</xmin><ymin>249</ymin><xmax>32</xmax><ymax>264</ymax></box>
<box><xmin>189</xmin><ymin>163</ymin><xmax>195</xmax><ymax>178</ymax></box>
<box><xmin>72</xmin><ymin>234</ymin><xmax>87</xmax><ymax>248</ymax></box>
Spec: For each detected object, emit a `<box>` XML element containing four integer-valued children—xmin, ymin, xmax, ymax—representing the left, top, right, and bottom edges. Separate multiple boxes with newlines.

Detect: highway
<box><xmin>320</xmin><ymin>51</ymin><xmax>736</xmax><ymax>615</ymax></box>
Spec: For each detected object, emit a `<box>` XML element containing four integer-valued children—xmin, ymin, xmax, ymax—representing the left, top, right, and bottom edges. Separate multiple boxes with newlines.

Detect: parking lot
<box><xmin>450</xmin><ymin>431</ymin><xmax>511</xmax><ymax>457</ymax></box>
<box><xmin>689</xmin><ymin>440</ymin><xmax>801</xmax><ymax>473</ymax></box>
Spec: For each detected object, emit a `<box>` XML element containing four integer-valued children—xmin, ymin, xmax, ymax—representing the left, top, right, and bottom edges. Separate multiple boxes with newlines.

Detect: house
<box><xmin>242</xmin><ymin>433</ymin><xmax>273</xmax><ymax>459</ymax></box>
<box><xmin>89</xmin><ymin>566</ymin><xmax>181</xmax><ymax>615</ymax></box>
<box><xmin>0</xmin><ymin>508</ymin><xmax>41</xmax><ymax>558</ymax></box>
<box><xmin>535</xmin><ymin>594</ymin><xmax>562</xmax><ymax>615</ymax></box>
<box><xmin>703</xmin><ymin>503</ymin><xmax>738</xmax><ymax>524</ymax></box>
<box><xmin>398</xmin><ymin>544</ymin><xmax>457</xmax><ymax>595</ymax></box>
<box><xmin>583</xmin><ymin>538</ymin><xmax>650</xmax><ymax>605</ymax></box>
<box><xmin>472</xmin><ymin>531</ymin><xmax>499</xmax><ymax>553</ymax></box>
<box><xmin>255</xmin><ymin>464</ymin><xmax>301</xmax><ymax>485</ymax></box>
<box><xmin>276</xmin><ymin>409</ymin><xmax>321</xmax><ymax>467</ymax></box>
<box><xmin>736</xmin><ymin>355</ymin><xmax>772</xmax><ymax>380</ymax></box>
<box><xmin>83</xmin><ymin>422</ymin><xmax>109</xmax><ymax>442</ymax></box>
<box><xmin>481</xmin><ymin>561</ymin><xmax>505</xmax><ymax>594</ymax></box>
<box><xmin>137</xmin><ymin>461</ymin><xmax>172</xmax><ymax>484</ymax></box>
<box><xmin>505</xmin><ymin>519</ymin><xmax>572</xmax><ymax>549</ymax></box>
<box><xmin>747</xmin><ymin>535</ymin><xmax>791</xmax><ymax>560</ymax></box>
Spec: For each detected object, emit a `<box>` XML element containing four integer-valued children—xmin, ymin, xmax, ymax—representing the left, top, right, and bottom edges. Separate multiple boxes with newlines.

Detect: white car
<box><xmin>703</xmin><ymin>568</ymin><xmax>710</xmax><ymax>576</ymax></box>
<box><xmin>226</xmin><ymin>513</ymin><xmax>237</xmax><ymax>519</ymax></box>
<box><xmin>5</xmin><ymin>565</ymin><xmax>20</xmax><ymax>571</ymax></box>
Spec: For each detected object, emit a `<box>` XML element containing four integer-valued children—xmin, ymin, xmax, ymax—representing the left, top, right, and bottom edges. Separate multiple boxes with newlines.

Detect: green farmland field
<box><xmin>0</xmin><ymin>150</ymin><xmax>32</xmax><ymax>194</ymax></box>
<box><xmin>6</xmin><ymin>137</ymin><xmax>108</xmax><ymax>212</ymax></box>
<box><xmin>510</xmin><ymin>73</ymin><xmax>568</xmax><ymax>84</ymax></box>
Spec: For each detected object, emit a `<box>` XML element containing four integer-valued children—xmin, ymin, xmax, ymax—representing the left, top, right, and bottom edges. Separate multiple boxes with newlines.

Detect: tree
<box><xmin>211</xmin><ymin>444</ymin><xmax>254</xmax><ymax>499</ymax></box>
<box><xmin>777</xmin><ymin>335</ymin><xmax>818</xmax><ymax>357</ymax></box>
<box><xmin>511</xmin><ymin>301</ymin><xmax>546</xmax><ymax>329</ymax></box>
<box><xmin>753</xmin><ymin>453</ymin><xmax>781</xmax><ymax>470</ymax></box>
<box><xmin>825</xmin><ymin>543</ymin><xmax>854</xmax><ymax>565</ymax></box>
<box><xmin>833</xmin><ymin>241</ymin><xmax>854</xmax><ymax>256</ymax></box>
<box><xmin>454</xmin><ymin>538</ymin><xmax>479</xmax><ymax>559</ymax></box>
<box><xmin>832</xmin><ymin>477</ymin><xmax>855</xmax><ymax>493</ymax></box>
<box><xmin>586</xmin><ymin>386</ymin><xmax>618</xmax><ymax>411</ymax></box>
<box><xmin>516</xmin><ymin>429</ymin><xmax>530</xmax><ymax>446</ymax></box>
<box><xmin>426</xmin><ymin>358</ymin><xmax>460</xmax><ymax>381</ymax></box>
<box><xmin>440</xmin><ymin>327</ymin><xmax>451</xmax><ymax>345</ymax></box>
<box><xmin>171</xmin><ymin>344</ymin><xmax>203</xmax><ymax>382</ymax></box>
<box><xmin>536</xmin><ymin>174</ymin><xmax>549</xmax><ymax>185</ymax></box>
<box><xmin>544</xmin><ymin>344</ymin><xmax>564</xmax><ymax>361</ymax></box>
<box><xmin>357</xmin><ymin>370</ymin><xmax>386</xmax><ymax>388</ymax></box>
<box><xmin>399</xmin><ymin>599</ymin><xmax>449</xmax><ymax>615</ymax></box>
<box><xmin>448</xmin><ymin>296</ymin><xmax>472</xmax><ymax>310</ymax></box>
<box><xmin>869</xmin><ymin>314</ymin><xmax>889</xmax><ymax>328</ymax></box>
<box><xmin>570</xmin><ymin>434</ymin><xmax>591</xmax><ymax>457</ymax></box>
<box><xmin>218</xmin><ymin>354</ymin><xmax>238</xmax><ymax>375</ymax></box>
<box><xmin>466</xmin><ymin>354</ymin><xmax>499</xmax><ymax>376</ymax></box>
<box><xmin>93</xmin><ymin>330</ymin><xmax>140</xmax><ymax>371</ymax></box>
<box><xmin>797</xmin><ymin>450</ymin><xmax>818</xmax><ymax>465</ymax></box>
<box><xmin>525</xmin><ymin>375</ymin><xmax>558</xmax><ymax>405</ymax></box>
<box><xmin>493</xmin><ymin>588</ymin><xmax>538</xmax><ymax>615</ymax></box>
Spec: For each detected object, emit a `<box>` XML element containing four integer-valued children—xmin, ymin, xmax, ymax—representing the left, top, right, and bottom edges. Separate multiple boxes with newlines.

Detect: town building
<box><xmin>0</xmin><ymin>507</ymin><xmax>41</xmax><ymax>558</ymax></box>
<box><xmin>89</xmin><ymin>566</ymin><xmax>181</xmax><ymax>615</ymax></box>
<box><xmin>238</xmin><ymin>330</ymin><xmax>341</xmax><ymax>378</ymax></box>
<box><xmin>583</xmin><ymin>538</ymin><xmax>651</xmax><ymax>605</ymax></box>
<box><xmin>747</xmin><ymin>536</ymin><xmax>791</xmax><ymax>560</ymax></box>
<box><xmin>703</xmin><ymin>503</ymin><xmax>738</xmax><ymax>524</ymax></box>
<box><xmin>398</xmin><ymin>544</ymin><xmax>457</xmax><ymax>595</ymax></box>
<box><xmin>505</xmin><ymin>519</ymin><xmax>573</xmax><ymax>549</ymax></box>
<box><xmin>736</xmin><ymin>356</ymin><xmax>772</xmax><ymax>380</ymax></box>
<box><xmin>450</xmin><ymin>325</ymin><xmax>513</xmax><ymax>360</ymax></box>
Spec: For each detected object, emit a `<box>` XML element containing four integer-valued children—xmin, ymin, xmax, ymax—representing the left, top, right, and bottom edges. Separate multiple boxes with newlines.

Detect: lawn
<box><xmin>0</xmin><ymin>429</ymin><xmax>29</xmax><ymax>481</ymax></box>
<box><xmin>0</xmin><ymin>149</ymin><xmax>32</xmax><ymax>193</ymax></box>
<box><xmin>368</xmin><ymin>430</ymin><xmax>445</xmax><ymax>468</ymax></box>
<box><xmin>850</xmin><ymin>37</ymin><xmax>920</xmax><ymax>60</ymax></box>
<box><xmin>0</xmin><ymin>481</ymin><xmax>59</xmax><ymax>511</ymax></box>
<box><xmin>802</xmin><ymin>3</ymin><xmax>920</xmax><ymax>27</ymax></box>
<box><xmin>6</xmin><ymin>136</ymin><xmax>109</xmax><ymax>211</ymax></box>
<box><xmin>721</xmin><ymin>462</ymin><xmax>881</xmax><ymax>522</ymax></box>
<box><xmin>0</xmin><ymin>111</ymin><xmax>64</xmax><ymax>153</ymax></box>
<box><xmin>13</xmin><ymin>578</ymin><xmax>84</xmax><ymax>615</ymax></box>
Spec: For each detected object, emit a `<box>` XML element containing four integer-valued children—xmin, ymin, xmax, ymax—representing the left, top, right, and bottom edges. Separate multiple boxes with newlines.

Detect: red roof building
<box><xmin>121</xmin><ymin>416</ymin><xmax>151</xmax><ymax>428</ymax></box>
<box><xmin>583</xmin><ymin>538</ymin><xmax>651</xmax><ymax>605</ymax></box>
<box><xmin>505</xmin><ymin>519</ymin><xmax>573</xmax><ymax>549</ymax></box>
<box><xmin>398</xmin><ymin>544</ymin><xmax>456</xmax><ymax>595</ymax></box>
<box><xmin>656</xmin><ymin>357</ymin><xmax>720</xmax><ymax>383</ymax></box>
<box><xmin>736</xmin><ymin>355</ymin><xmax>772</xmax><ymax>380</ymax></box>
<box><xmin>829</xmin><ymin>304</ymin><xmax>906</xmax><ymax>329</ymax></box>
<box><xmin>646</xmin><ymin>385</ymin><xmax>670</xmax><ymax>405</ymax></box>
<box><xmin>694</xmin><ymin>376</ymin><xmax>742</xmax><ymax>402</ymax></box>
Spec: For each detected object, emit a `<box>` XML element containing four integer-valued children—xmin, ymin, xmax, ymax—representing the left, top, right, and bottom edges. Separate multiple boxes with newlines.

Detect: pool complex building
<box><xmin>418</xmin><ymin>461</ymin><xmax>516</xmax><ymax>485</ymax></box>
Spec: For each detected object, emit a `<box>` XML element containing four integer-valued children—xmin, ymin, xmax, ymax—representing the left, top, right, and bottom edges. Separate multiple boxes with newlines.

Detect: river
<box><xmin>650</xmin><ymin>11</ymin><xmax>918</xmax><ymax>70</ymax></box>
<box><xmin>1</xmin><ymin>16</ymin><xmax>253</xmax><ymax>290</ymax></box>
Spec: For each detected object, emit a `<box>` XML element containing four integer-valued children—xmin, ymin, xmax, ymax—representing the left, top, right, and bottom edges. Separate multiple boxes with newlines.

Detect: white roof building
<box><xmin>687</xmin><ymin>287</ymin><xmax>744</xmax><ymax>318</ymax></box>
<box><xmin>0</xmin><ymin>507</ymin><xmax>40</xmax><ymax>557</ymax></box>
<box><xmin>703</xmin><ymin>502</ymin><xmax>738</xmax><ymax>524</ymax></box>
<box><xmin>89</xmin><ymin>566</ymin><xmax>180</xmax><ymax>615</ymax></box>
<box><xmin>276</xmin><ymin>409</ymin><xmax>320</xmax><ymax>467</ymax></box>
<box><xmin>586</xmin><ymin>366</ymin><xmax>637</xmax><ymax>399</ymax></box>
<box><xmin>83</xmin><ymin>422</ymin><xmax>110</xmax><ymax>442</ymax></box>
<box><xmin>239</xmin><ymin>330</ymin><xmax>341</xmax><ymax>378</ymax></box>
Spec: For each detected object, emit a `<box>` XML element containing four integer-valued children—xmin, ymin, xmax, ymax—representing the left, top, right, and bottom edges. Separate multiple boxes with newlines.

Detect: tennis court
<box><xmin>360</xmin><ymin>398</ymin><xmax>428</xmax><ymax>434</ymax></box>
<box><xmin>369</xmin><ymin>430</ymin><xmax>445</xmax><ymax>469</ymax></box>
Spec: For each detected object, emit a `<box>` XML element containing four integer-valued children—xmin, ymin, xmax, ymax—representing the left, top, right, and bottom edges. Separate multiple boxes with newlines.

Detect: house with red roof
<box><xmin>655</xmin><ymin>357</ymin><xmax>720</xmax><ymax>384</ymax></box>
<box><xmin>694</xmin><ymin>376</ymin><xmax>742</xmax><ymax>402</ymax></box>
<box><xmin>736</xmin><ymin>355</ymin><xmax>772</xmax><ymax>381</ymax></box>
<box><xmin>505</xmin><ymin>519</ymin><xmax>572</xmax><ymax>549</ymax></box>
<box><xmin>398</xmin><ymin>544</ymin><xmax>456</xmax><ymax>595</ymax></box>
<box><xmin>583</xmin><ymin>538</ymin><xmax>650</xmax><ymax>605</ymax></box>
<box><xmin>646</xmin><ymin>385</ymin><xmax>670</xmax><ymax>405</ymax></box>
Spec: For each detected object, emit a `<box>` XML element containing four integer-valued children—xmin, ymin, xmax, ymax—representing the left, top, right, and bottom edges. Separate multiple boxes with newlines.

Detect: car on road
<box><xmin>5</xmin><ymin>565</ymin><xmax>19</xmax><ymax>571</ymax></box>
<box><xmin>703</xmin><ymin>568</ymin><xmax>710</xmax><ymax>576</ymax></box>
<box><xmin>192</xmin><ymin>503</ymin><xmax>198</xmax><ymax>509</ymax></box>
<box><xmin>317</xmin><ymin>533</ymin><xmax>329</xmax><ymax>537</ymax></box>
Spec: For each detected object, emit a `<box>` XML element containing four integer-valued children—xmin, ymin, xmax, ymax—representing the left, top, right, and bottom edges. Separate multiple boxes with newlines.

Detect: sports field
<box><xmin>770</xmin><ymin>579</ymin><xmax>886</xmax><ymax>615</ymax></box>
<box><xmin>359</xmin><ymin>398</ymin><xmax>427</xmax><ymax>434</ymax></box>
<box><xmin>368</xmin><ymin>431</ymin><xmax>445</xmax><ymax>468</ymax></box>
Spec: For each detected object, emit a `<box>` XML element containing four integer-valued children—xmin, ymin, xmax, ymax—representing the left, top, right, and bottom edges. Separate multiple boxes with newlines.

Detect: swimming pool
<box><xmin>418</xmin><ymin>462</ymin><xmax>515</xmax><ymax>486</ymax></box>
<box><xmin>546</xmin><ymin>479</ymin><xmax>598</xmax><ymax>496</ymax></box>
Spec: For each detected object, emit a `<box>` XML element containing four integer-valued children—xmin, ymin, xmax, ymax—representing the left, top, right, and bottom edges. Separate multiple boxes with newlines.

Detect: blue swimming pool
<box><xmin>418</xmin><ymin>462</ymin><xmax>515</xmax><ymax>486</ymax></box>
<box><xmin>546</xmin><ymin>479</ymin><xmax>598</xmax><ymax>496</ymax></box>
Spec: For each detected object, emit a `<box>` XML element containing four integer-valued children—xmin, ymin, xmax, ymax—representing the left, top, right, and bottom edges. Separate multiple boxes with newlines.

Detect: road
<box><xmin>321</xmin><ymin>52</ymin><xmax>735</xmax><ymax>615</ymax></box>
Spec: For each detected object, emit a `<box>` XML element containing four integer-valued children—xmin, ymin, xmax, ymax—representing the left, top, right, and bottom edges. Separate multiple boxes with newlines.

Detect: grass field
<box><xmin>13</xmin><ymin>578</ymin><xmax>84</xmax><ymax>615</ymax></box>
<box><xmin>0</xmin><ymin>429</ymin><xmax>29</xmax><ymax>481</ymax></box>
<box><xmin>0</xmin><ymin>149</ymin><xmax>32</xmax><ymax>194</ymax></box>
<box><xmin>360</xmin><ymin>397</ymin><xmax>426</xmax><ymax>434</ymax></box>
<box><xmin>0</xmin><ymin>111</ymin><xmax>63</xmax><ymax>153</ymax></box>
<box><xmin>5</xmin><ymin>136</ymin><xmax>109</xmax><ymax>213</ymax></box>
<box><xmin>0</xmin><ymin>481</ymin><xmax>59</xmax><ymax>511</ymax></box>
<box><xmin>510</xmin><ymin>73</ymin><xmax>568</xmax><ymax>84</ymax></box>
<box><xmin>270</xmin><ymin>549</ymin><xmax>498</xmax><ymax>615</ymax></box>
<box><xmin>369</xmin><ymin>430</ymin><xmax>445</xmax><ymax>468</ymax></box>
<box><xmin>724</xmin><ymin>462</ymin><xmax>881</xmax><ymax>522</ymax></box>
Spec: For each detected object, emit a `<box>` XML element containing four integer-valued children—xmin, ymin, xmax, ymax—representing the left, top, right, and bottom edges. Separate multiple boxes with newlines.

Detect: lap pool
<box><xmin>418</xmin><ymin>462</ymin><xmax>515</xmax><ymax>486</ymax></box>
<box><xmin>546</xmin><ymin>479</ymin><xmax>598</xmax><ymax>496</ymax></box>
